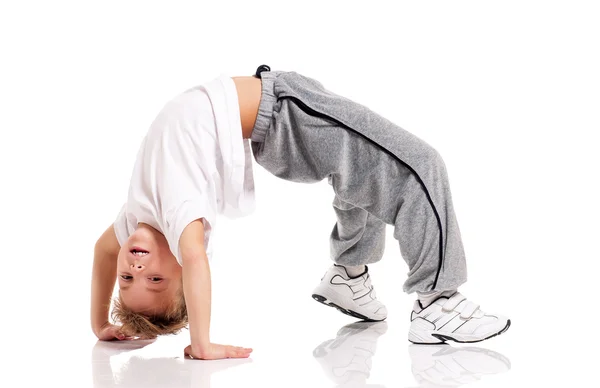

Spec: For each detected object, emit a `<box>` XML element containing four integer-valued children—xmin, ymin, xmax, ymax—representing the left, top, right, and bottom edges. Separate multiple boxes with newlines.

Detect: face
<box><xmin>117</xmin><ymin>223</ymin><xmax>182</xmax><ymax>315</ymax></box>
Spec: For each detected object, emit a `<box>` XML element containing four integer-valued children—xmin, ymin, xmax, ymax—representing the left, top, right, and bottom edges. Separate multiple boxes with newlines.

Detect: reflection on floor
<box><xmin>91</xmin><ymin>340</ymin><xmax>252</xmax><ymax>388</ymax></box>
<box><xmin>408</xmin><ymin>344</ymin><xmax>510</xmax><ymax>387</ymax></box>
<box><xmin>91</xmin><ymin>321</ymin><xmax>510</xmax><ymax>388</ymax></box>
<box><xmin>313</xmin><ymin>321</ymin><xmax>510</xmax><ymax>388</ymax></box>
<box><xmin>313</xmin><ymin>321</ymin><xmax>388</xmax><ymax>387</ymax></box>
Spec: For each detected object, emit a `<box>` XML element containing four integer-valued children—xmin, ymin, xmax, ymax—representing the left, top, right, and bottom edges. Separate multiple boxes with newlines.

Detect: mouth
<box><xmin>130</xmin><ymin>247</ymin><xmax>150</xmax><ymax>257</ymax></box>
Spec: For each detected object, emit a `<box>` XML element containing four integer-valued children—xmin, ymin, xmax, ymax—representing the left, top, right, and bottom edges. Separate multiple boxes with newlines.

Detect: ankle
<box><xmin>340</xmin><ymin>265</ymin><xmax>367</xmax><ymax>278</ymax></box>
<box><xmin>417</xmin><ymin>290</ymin><xmax>456</xmax><ymax>307</ymax></box>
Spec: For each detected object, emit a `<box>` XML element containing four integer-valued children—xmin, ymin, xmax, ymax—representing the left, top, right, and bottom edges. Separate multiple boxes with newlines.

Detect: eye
<box><xmin>148</xmin><ymin>277</ymin><xmax>163</xmax><ymax>283</ymax></box>
<box><xmin>120</xmin><ymin>275</ymin><xmax>133</xmax><ymax>281</ymax></box>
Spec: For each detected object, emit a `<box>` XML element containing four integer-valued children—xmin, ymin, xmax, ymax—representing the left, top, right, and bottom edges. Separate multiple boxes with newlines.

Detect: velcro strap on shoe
<box><xmin>442</xmin><ymin>292</ymin><xmax>466</xmax><ymax>312</ymax></box>
<box><xmin>459</xmin><ymin>301</ymin><xmax>480</xmax><ymax>319</ymax></box>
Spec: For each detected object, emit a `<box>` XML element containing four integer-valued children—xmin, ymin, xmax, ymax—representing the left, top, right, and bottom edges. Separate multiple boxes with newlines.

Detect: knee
<box><xmin>423</xmin><ymin>145</ymin><xmax>447</xmax><ymax>172</ymax></box>
<box><xmin>332</xmin><ymin>194</ymin><xmax>360</xmax><ymax>211</ymax></box>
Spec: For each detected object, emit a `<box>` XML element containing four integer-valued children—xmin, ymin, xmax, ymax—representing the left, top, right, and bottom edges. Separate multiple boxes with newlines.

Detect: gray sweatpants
<box><xmin>249</xmin><ymin>67</ymin><xmax>467</xmax><ymax>294</ymax></box>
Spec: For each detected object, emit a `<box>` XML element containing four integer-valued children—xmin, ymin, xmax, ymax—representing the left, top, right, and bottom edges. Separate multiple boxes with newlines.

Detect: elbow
<box><xmin>180</xmin><ymin>246</ymin><xmax>208</xmax><ymax>265</ymax></box>
<box><xmin>95</xmin><ymin>225</ymin><xmax>121</xmax><ymax>256</ymax></box>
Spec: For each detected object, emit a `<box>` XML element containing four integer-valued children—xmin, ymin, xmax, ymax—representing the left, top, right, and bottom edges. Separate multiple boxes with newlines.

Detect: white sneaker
<box><xmin>409</xmin><ymin>344</ymin><xmax>511</xmax><ymax>386</ymax></box>
<box><xmin>409</xmin><ymin>292</ymin><xmax>510</xmax><ymax>344</ymax></box>
<box><xmin>312</xmin><ymin>264</ymin><xmax>388</xmax><ymax>321</ymax></box>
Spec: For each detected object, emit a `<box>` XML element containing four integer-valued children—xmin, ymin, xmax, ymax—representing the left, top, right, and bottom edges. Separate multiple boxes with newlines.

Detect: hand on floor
<box><xmin>184</xmin><ymin>343</ymin><xmax>253</xmax><ymax>360</ymax></box>
<box><xmin>95</xmin><ymin>323</ymin><xmax>134</xmax><ymax>341</ymax></box>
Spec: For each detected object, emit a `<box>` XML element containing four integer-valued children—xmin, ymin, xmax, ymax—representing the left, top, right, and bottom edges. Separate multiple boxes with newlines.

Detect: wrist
<box><xmin>191</xmin><ymin>340</ymin><xmax>211</xmax><ymax>355</ymax></box>
<box><xmin>92</xmin><ymin>321</ymin><xmax>110</xmax><ymax>336</ymax></box>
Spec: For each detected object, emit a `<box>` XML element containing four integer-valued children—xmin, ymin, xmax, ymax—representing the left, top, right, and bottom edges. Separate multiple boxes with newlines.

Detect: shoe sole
<box><xmin>312</xmin><ymin>293</ymin><xmax>386</xmax><ymax>322</ymax></box>
<box><xmin>408</xmin><ymin>319</ymin><xmax>512</xmax><ymax>345</ymax></box>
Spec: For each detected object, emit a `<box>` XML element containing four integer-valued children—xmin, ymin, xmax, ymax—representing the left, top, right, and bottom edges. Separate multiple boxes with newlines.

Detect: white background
<box><xmin>1</xmin><ymin>1</ymin><xmax>598</xmax><ymax>387</ymax></box>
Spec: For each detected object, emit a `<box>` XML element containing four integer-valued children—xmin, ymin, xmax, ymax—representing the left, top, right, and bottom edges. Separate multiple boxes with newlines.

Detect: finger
<box><xmin>229</xmin><ymin>348</ymin><xmax>252</xmax><ymax>358</ymax></box>
<box><xmin>115</xmin><ymin>330</ymin><xmax>132</xmax><ymax>340</ymax></box>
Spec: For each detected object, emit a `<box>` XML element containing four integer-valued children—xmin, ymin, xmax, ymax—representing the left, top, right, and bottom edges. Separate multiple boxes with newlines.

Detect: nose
<box><xmin>131</xmin><ymin>263</ymin><xmax>145</xmax><ymax>272</ymax></box>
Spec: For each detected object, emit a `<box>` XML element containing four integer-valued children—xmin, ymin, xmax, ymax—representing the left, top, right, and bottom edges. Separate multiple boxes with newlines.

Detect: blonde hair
<box><xmin>111</xmin><ymin>287</ymin><xmax>188</xmax><ymax>338</ymax></box>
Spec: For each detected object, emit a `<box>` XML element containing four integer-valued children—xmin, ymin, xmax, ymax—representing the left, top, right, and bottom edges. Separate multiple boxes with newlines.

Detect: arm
<box><xmin>179</xmin><ymin>219</ymin><xmax>252</xmax><ymax>360</ymax></box>
<box><xmin>91</xmin><ymin>224</ymin><xmax>129</xmax><ymax>340</ymax></box>
<box><xmin>180</xmin><ymin>220</ymin><xmax>212</xmax><ymax>349</ymax></box>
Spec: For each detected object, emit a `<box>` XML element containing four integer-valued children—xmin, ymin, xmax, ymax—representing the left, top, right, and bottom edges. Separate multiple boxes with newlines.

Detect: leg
<box><xmin>387</xmin><ymin>148</ymin><xmax>468</xmax><ymax>294</ymax></box>
<box><xmin>309</xmin><ymin>191</ymin><xmax>388</xmax><ymax>322</ymax></box>
<box><xmin>325</xmin><ymin>134</ymin><xmax>468</xmax><ymax>295</ymax></box>
<box><xmin>250</xmin><ymin>67</ymin><xmax>509</xmax><ymax>342</ymax></box>
<box><xmin>329</xmin><ymin>193</ymin><xmax>386</xmax><ymax>267</ymax></box>
<box><xmin>250</xmin><ymin>70</ymin><xmax>467</xmax><ymax>295</ymax></box>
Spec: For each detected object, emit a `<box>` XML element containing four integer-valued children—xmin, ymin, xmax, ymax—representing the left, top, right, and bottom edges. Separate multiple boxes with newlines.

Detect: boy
<box><xmin>91</xmin><ymin>65</ymin><xmax>510</xmax><ymax>360</ymax></box>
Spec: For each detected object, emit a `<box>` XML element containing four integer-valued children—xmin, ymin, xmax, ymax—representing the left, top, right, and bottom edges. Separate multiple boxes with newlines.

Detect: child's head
<box><xmin>112</xmin><ymin>223</ymin><xmax>187</xmax><ymax>338</ymax></box>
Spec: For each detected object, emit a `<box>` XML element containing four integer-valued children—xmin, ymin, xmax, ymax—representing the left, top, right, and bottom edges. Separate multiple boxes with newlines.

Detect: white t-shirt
<box><xmin>113</xmin><ymin>74</ymin><xmax>256</xmax><ymax>264</ymax></box>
